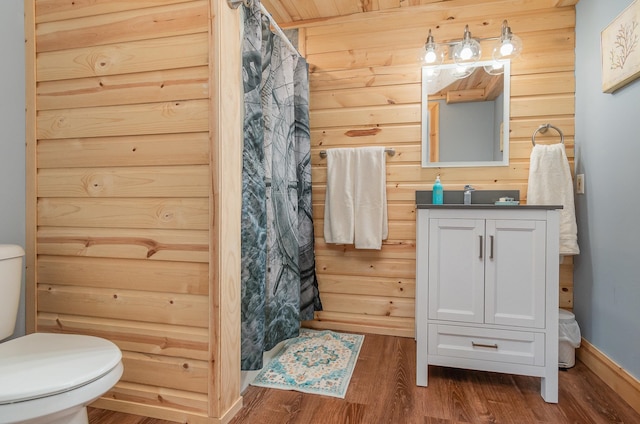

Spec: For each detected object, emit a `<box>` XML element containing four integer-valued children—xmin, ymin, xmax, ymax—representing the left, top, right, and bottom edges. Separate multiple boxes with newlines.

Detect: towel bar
<box><xmin>532</xmin><ymin>124</ymin><xmax>564</xmax><ymax>146</ymax></box>
<box><xmin>320</xmin><ymin>148</ymin><xmax>396</xmax><ymax>159</ymax></box>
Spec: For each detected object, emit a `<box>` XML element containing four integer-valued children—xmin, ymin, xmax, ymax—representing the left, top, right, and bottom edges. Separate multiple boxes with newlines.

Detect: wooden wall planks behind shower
<box><xmin>25</xmin><ymin>0</ymin><xmax>243</xmax><ymax>422</ymax></box>
<box><xmin>298</xmin><ymin>0</ymin><xmax>576</xmax><ymax>337</ymax></box>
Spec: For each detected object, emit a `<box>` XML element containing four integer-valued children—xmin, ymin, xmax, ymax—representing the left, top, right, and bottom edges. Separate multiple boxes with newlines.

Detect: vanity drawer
<box><xmin>428</xmin><ymin>324</ymin><xmax>545</xmax><ymax>366</ymax></box>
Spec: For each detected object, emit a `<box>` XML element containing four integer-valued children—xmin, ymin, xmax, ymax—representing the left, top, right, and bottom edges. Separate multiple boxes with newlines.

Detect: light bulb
<box><xmin>425</xmin><ymin>50</ymin><xmax>437</xmax><ymax>64</ymax></box>
<box><xmin>460</xmin><ymin>46</ymin><xmax>473</xmax><ymax>60</ymax></box>
<box><xmin>500</xmin><ymin>41</ymin><xmax>514</xmax><ymax>56</ymax></box>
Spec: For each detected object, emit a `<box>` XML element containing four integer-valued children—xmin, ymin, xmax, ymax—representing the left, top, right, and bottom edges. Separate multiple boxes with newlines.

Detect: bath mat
<box><xmin>250</xmin><ymin>329</ymin><xmax>364</xmax><ymax>398</ymax></box>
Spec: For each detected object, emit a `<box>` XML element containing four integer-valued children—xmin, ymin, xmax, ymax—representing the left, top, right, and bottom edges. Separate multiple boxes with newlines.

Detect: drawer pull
<box><xmin>472</xmin><ymin>341</ymin><xmax>498</xmax><ymax>349</ymax></box>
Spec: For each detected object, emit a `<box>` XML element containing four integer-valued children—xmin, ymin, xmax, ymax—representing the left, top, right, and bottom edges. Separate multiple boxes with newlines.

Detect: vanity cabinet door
<box><xmin>427</xmin><ymin>217</ymin><xmax>546</xmax><ymax>328</ymax></box>
<box><xmin>428</xmin><ymin>218</ymin><xmax>485</xmax><ymax>323</ymax></box>
<box><xmin>484</xmin><ymin>219</ymin><xmax>547</xmax><ymax>329</ymax></box>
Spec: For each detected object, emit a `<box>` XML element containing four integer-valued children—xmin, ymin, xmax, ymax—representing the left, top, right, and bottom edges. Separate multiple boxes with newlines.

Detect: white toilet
<box><xmin>0</xmin><ymin>245</ymin><xmax>123</xmax><ymax>424</ymax></box>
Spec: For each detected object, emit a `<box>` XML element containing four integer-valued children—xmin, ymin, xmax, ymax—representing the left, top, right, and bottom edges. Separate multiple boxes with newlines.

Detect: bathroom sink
<box><xmin>415</xmin><ymin>190</ymin><xmax>520</xmax><ymax>205</ymax></box>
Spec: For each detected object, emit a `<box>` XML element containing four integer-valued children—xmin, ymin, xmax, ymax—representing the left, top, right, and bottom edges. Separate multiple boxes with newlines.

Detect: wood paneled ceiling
<box><xmin>260</xmin><ymin>0</ymin><xmax>579</xmax><ymax>27</ymax></box>
<box><xmin>261</xmin><ymin>0</ymin><xmax>443</xmax><ymax>25</ymax></box>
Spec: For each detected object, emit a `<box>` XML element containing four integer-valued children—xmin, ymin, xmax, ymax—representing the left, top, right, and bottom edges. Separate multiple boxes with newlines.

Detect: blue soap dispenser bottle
<box><xmin>432</xmin><ymin>175</ymin><xmax>443</xmax><ymax>204</ymax></box>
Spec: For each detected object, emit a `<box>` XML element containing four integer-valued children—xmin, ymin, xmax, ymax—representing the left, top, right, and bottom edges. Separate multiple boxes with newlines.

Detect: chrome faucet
<box><xmin>464</xmin><ymin>185</ymin><xmax>474</xmax><ymax>205</ymax></box>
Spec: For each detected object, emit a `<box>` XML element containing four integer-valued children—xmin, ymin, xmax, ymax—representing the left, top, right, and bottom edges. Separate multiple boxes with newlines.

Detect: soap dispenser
<box><xmin>432</xmin><ymin>175</ymin><xmax>443</xmax><ymax>205</ymax></box>
<box><xmin>464</xmin><ymin>184</ymin><xmax>474</xmax><ymax>205</ymax></box>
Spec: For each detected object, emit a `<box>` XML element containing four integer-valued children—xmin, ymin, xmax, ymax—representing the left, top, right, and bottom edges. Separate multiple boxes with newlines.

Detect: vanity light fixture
<box><xmin>423</xmin><ymin>29</ymin><xmax>444</xmax><ymax>67</ymax></box>
<box><xmin>421</xmin><ymin>20</ymin><xmax>522</xmax><ymax>76</ymax></box>
<box><xmin>452</xmin><ymin>25</ymin><xmax>482</xmax><ymax>66</ymax></box>
<box><xmin>493</xmin><ymin>20</ymin><xmax>523</xmax><ymax>61</ymax></box>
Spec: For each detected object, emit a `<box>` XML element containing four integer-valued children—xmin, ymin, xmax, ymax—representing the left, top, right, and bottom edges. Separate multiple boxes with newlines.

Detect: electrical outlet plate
<box><xmin>576</xmin><ymin>174</ymin><xmax>585</xmax><ymax>194</ymax></box>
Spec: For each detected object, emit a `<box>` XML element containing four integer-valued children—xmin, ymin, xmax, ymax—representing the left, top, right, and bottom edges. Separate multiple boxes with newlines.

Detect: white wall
<box><xmin>575</xmin><ymin>0</ymin><xmax>640</xmax><ymax>379</ymax></box>
<box><xmin>0</xmin><ymin>0</ymin><xmax>26</xmax><ymax>339</ymax></box>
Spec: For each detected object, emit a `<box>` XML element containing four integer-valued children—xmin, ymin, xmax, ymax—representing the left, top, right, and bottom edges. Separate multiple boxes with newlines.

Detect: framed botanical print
<box><xmin>601</xmin><ymin>0</ymin><xmax>640</xmax><ymax>93</ymax></box>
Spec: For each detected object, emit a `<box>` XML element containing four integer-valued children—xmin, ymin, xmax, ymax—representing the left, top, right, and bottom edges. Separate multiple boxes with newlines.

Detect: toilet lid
<box><xmin>0</xmin><ymin>333</ymin><xmax>122</xmax><ymax>404</ymax></box>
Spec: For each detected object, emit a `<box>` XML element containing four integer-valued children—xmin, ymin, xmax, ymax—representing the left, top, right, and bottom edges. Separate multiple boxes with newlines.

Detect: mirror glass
<box><xmin>421</xmin><ymin>60</ymin><xmax>510</xmax><ymax>168</ymax></box>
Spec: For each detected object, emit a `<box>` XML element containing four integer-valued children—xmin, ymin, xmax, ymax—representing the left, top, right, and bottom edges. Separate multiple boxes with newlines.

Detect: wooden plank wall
<box><xmin>26</xmin><ymin>0</ymin><xmax>242</xmax><ymax>422</ymax></box>
<box><xmin>300</xmin><ymin>0</ymin><xmax>576</xmax><ymax>337</ymax></box>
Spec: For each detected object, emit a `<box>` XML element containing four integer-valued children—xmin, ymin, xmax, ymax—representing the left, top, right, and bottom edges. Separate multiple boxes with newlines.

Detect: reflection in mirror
<box><xmin>421</xmin><ymin>60</ymin><xmax>510</xmax><ymax>168</ymax></box>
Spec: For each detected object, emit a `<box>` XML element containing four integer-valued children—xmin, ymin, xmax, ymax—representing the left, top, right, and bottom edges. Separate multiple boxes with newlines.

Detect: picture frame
<box><xmin>601</xmin><ymin>0</ymin><xmax>640</xmax><ymax>93</ymax></box>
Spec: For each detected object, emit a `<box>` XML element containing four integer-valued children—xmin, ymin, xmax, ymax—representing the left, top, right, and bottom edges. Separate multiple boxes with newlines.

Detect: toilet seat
<box><xmin>0</xmin><ymin>333</ymin><xmax>122</xmax><ymax>405</ymax></box>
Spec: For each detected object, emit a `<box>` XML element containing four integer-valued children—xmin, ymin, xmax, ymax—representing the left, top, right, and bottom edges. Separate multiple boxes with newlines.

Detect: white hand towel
<box><xmin>354</xmin><ymin>147</ymin><xmax>388</xmax><ymax>250</ymax></box>
<box><xmin>527</xmin><ymin>143</ymin><xmax>579</xmax><ymax>255</ymax></box>
<box><xmin>324</xmin><ymin>148</ymin><xmax>355</xmax><ymax>244</ymax></box>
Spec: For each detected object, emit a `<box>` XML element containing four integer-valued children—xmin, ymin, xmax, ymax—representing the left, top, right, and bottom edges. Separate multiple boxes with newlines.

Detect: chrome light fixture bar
<box><xmin>421</xmin><ymin>20</ymin><xmax>522</xmax><ymax>76</ymax></box>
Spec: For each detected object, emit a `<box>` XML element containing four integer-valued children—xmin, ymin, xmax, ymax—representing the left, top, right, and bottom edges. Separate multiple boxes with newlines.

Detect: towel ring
<box><xmin>531</xmin><ymin>124</ymin><xmax>564</xmax><ymax>146</ymax></box>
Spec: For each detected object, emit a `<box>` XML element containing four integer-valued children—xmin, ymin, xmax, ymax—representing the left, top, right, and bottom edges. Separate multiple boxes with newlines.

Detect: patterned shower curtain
<box><xmin>240</xmin><ymin>2</ymin><xmax>322</xmax><ymax>371</ymax></box>
<box><xmin>294</xmin><ymin>58</ymin><xmax>323</xmax><ymax>321</ymax></box>
<box><xmin>240</xmin><ymin>1</ymin><xmax>267</xmax><ymax>371</ymax></box>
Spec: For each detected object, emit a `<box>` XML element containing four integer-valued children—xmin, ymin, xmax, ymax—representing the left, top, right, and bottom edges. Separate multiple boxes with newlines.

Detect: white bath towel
<box><xmin>354</xmin><ymin>147</ymin><xmax>388</xmax><ymax>249</ymax></box>
<box><xmin>324</xmin><ymin>148</ymin><xmax>355</xmax><ymax>244</ymax></box>
<box><xmin>323</xmin><ymin>147</ymin><xmax>388</xmax><ymax>249</ymax></box>
<box><xmin>528</xmin><ymin>144</ymin><xmax>579</xmax><ymax>255</ymax></box>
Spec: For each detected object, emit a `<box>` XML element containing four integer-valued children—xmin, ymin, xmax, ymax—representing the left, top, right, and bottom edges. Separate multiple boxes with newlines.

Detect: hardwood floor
<box><xmin>89</xmin><ymin>333</ymin><xmax>640</xmax><ymax>424</ymax></box>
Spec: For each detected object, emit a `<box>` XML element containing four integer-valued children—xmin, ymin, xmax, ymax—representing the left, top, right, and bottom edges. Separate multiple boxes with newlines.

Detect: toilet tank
<box><xmin>0</xmin><ymin>244</ymin><xmax>25</xmax><ymax>341</ymax></box>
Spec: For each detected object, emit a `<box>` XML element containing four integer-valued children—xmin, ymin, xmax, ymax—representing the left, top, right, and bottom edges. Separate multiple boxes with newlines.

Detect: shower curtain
<box><xmin>240</xmin><ymin>0</ymin><xmax>267</xmax><ymax>371</ymax></box>
<box><xmin>294</xmin><ymin>55</ymin><xmax>323</xmax><ymax>322</ymax></box>
<box><xmin>240</xmin><ymin>1</ymin><xmax>322</xmax><ymax>371</ymax></box>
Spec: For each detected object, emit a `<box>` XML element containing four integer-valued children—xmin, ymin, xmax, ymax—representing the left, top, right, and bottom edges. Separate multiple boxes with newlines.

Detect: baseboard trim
<box><xmin>576</xmin><ymin>338</ymin><xmax>640</xmax><ymax>415</ymax></box>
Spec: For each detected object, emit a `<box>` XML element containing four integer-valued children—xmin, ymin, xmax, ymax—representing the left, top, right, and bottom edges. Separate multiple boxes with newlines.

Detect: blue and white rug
<box><xmin>250</xmin><ymin>329</ymin><xmax>364</xmax><ymax>398</ymax></box>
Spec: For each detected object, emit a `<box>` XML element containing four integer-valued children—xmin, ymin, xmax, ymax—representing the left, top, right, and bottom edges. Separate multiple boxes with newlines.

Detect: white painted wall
<box><xmin>575</xmin><ymin>0</ymin><xmax>640</xmax><ymax>379</ymax></box>
<box><xmin>0</xmin><ymin>0</ymin><xmax>26</xmax><ymax>339</ymax></box>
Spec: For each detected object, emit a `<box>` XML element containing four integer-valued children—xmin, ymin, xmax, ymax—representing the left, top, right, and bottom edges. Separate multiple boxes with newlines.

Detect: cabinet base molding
<box><xmin>91</xmin><ymin>397</ymin><xmax>244</xmax><ymax>424</ymax></box>
<box><xmin>576</xmin><ymin>339</ymin><xmax>640</xmax><ymax>415</ymax></box>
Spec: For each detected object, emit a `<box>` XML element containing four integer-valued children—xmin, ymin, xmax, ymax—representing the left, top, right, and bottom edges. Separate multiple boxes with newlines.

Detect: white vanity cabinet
<box><xmin>416</xmin><ymin>206</ymin><xmax>561</xmax><ymax>403</ymax></box>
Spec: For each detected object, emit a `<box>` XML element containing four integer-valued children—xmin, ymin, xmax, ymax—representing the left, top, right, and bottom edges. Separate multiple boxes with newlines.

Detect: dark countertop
<box><xmin>415</xmin><ymin>189</ymin><xmax>562</xmax><ymax>209</ymax></box>
<box><xmin>416</xmin><ymin>204</ymin><xmax>563</xmax><ymax>210</ymax></box>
